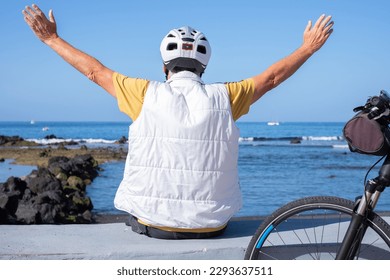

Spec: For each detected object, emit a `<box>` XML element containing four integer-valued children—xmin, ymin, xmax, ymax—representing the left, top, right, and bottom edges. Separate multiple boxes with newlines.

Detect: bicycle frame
<box><xmin>336</xmin><ymin>155</ymin><xmax>390</xmax><ymax>259</ymax></box>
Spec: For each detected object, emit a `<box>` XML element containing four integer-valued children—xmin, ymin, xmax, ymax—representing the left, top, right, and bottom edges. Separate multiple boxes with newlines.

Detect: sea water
<box><xmin>1</xmin><ymin>121</ymin><xmax>389</xmax><ymax>217</ymax></box>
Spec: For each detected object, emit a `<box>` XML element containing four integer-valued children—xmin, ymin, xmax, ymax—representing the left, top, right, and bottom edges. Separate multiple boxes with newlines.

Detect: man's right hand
<box><xmin>302</xmin><ymin>14</ymin><xmax>334</xmax><ymax>55</ymax></box>
<box><xmin>23</xmin><ymin>4</ymin><xmax>58</xmax><ymax>43</ymax></box>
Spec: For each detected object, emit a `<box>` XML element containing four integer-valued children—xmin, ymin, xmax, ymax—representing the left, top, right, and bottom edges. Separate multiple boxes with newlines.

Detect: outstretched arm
<box><xmin>251</xmin><ymin>14</ymin><xmax>334</xmax><ymax>104</ymax></box>
<box><xmin>22</xmin><ymin>4</ymin><xmax>116</xmax><ymax>97</ymax></box>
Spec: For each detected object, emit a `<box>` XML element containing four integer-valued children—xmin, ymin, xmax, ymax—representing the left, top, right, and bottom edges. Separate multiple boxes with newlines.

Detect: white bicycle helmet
<box><xmin>160</xmin><ymin>26</ymin><xmax>211</xmax><ymax>74</ymax></box>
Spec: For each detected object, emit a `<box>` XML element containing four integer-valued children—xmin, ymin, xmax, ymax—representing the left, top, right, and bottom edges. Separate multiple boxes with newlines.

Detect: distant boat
<box><xmin>30</xmin><ymin>120</ymin><xmax>35</xmax><ymax>125</ymax></box>
<box><xmin>42</xmin><ymin>127</ymin><xmax>49</xmax><ymax>131</ymax></box>
<box><xmin>267</xmin><ymin>121</ymin><xmax>280</xmax><ymax>126</ymax></box>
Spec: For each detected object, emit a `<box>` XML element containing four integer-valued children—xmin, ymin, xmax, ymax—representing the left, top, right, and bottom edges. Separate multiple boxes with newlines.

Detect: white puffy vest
<box><xmin>114</xmin><ymin>71</ymin><xmax>242</xmax><ymax>229</ymax></box>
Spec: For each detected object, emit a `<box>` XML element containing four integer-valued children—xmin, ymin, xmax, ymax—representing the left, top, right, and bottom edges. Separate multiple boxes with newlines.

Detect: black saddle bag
<box><xmin>343</xmin><ymin>112</ymin><xmax>390</xmax><ymax>156</ymax></box>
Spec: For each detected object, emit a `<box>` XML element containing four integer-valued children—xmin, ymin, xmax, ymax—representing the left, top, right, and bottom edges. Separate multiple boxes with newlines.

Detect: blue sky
<box><xmin>1</xmin><ymin>0</ymin><xmax>390</xmax><ymax>122</ymax></box>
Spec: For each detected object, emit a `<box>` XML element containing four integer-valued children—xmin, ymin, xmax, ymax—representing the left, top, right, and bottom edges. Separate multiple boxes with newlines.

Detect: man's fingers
<box><xmin>24</xmin><ymin>5</ymin><xmax>49</xmax><ymax>22</ymax></box>
<box><xmin>24</xmin><ymin>6</ymin><xmax>37</xmax><ymax>17</ymax></box>
<box><xmin>319</xmin><ymin>15</ymin><xmax>332</xmax><ymax>30</ymax></box>
<box><xmin>23</xmin><ymin>14</ymin><xmax>39</xmax><ymax>32</ymax></box>
<box><xmin>22</xmin><ymin>7</ymin><xmax>31</xmax><ymax>19</ymax></box>
<box><xmin>32</xmin><ymin>4</ymin><xmax>46</xmax><ymax>19</ymax></box>
<box><xmin>313</xmin><ymin>14</ymin><xmax>326</xmax><ymax>28</ymax></box>
<box><xmin>22</xmin><ymin>9</ymin><xmax>30</xmax><ymax>18</ymax></box>
<box><xmin>22</xmin><ymin>9</ymin><xmax>34</xmax><ymax>25</ymax></box>
<box><xmin>324</xmin><ymin>21</ymin><xmax>334</xmax><ymax>34</ymax></box>
<box><xmin>49</xmin><ymin>10</ymin><xmax>55</xmax><ymax>23</ymax></box>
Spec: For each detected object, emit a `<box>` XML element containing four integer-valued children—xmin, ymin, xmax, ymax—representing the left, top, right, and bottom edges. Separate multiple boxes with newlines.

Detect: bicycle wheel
<box><xmin>245</xmin><ymin>196</ymin><xmax>390</xmax><ymax>260</ymax></box>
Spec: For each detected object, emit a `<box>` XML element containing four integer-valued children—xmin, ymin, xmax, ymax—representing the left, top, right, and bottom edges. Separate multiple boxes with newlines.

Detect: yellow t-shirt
<box><xmin>113</xmin><ymin>72</ymin><xmax>254</xmax><ymax>121</ymax></box>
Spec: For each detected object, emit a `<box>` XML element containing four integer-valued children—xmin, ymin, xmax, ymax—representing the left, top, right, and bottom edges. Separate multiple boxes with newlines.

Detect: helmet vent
<box><xmin>167</xmin><ymin>43</ymin><xmax>178</xmax><ymax>51</ymax></box>
<box><xmin>200</xmin><ymin>37</ymin><xmax>208</xmax><ymax>41</ymax></box>
<box><xmin>167</xmin><ymin>34</ymin><xmax>175</xmax><ymax>38</ymax></box>
<box><xmin>182</xmin><ymin>38</ymin><xmax>195</xmax><ymax>42</ymax></box>
<box><xmin>197</xmin><ymin>45</ymin><xmax>206</xmax><ymax>54</ymax></box>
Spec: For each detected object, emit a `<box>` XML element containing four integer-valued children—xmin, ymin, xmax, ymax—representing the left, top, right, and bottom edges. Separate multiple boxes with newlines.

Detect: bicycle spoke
<box><xmin>245</xmin><ymin>196</ymin><xmax>390</xmax><ymax>260</ymax></box>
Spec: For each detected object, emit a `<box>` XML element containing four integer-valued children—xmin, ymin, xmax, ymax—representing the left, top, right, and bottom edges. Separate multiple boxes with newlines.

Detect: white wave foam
<box><xmin>239</xmin><ymin>136</ymin><xmax>343</xmax><ymax>142</ymax></box>
<box><xmin>82</xmin><ymin>138</ymin><xmax>117</xmax><ymax>144</ymax></box>
<box><xmin>27</xmin><ymin>138</ymin><xmax>72</xmax><ymax>145</ymax></box>
<box><xmin>332</xmin><ymin>144</ymin><xmax>349</xmax><ymax>149</ymax></box>
<box><xmin>239</xmin><ymin>137</ymin><xmax>254</xmax><ymax>142</ymax></box>
<box><xmin>27</xmin><ymin>138</ymin><xmax>117</xmax><ymax>145</ymax></box>
<box><xmin>302</xmin><ymin>136</ymin><xmax>343</xmax><ymax>141</ymax></box>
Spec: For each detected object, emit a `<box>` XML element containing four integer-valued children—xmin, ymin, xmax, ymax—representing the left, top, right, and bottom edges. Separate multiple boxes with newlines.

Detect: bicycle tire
<box><xmin>245</xmin><ymin>196</ymin><xmax>390</xmax><ymax>260</ymax></box>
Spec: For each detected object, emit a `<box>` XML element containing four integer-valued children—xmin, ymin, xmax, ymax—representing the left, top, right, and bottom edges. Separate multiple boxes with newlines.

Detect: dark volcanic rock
<box><xmin>0</xmin><ymin>135</ymin><xmax>38</xmax><ymax>146</ymax></box>
<box><xmin>115</xmin><ymin>136</ymin><xmax>128</xmax><ymax>144</ymax></box>
<box><xmin>0</xmin><ymin>154</ymin><xmax>99</xmax><ymax>224</ymax></box>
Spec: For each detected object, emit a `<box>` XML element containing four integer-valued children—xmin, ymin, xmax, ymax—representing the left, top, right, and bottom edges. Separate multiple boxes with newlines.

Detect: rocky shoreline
<box><xmin>0</xmin><ymin>135</ymin><xmax>128</xmax><ymax>167</ymax></box>
<box><xmin>0</xmin><ymin>135</ymin><xmax>128</xmax><ymax>224</ymax></box>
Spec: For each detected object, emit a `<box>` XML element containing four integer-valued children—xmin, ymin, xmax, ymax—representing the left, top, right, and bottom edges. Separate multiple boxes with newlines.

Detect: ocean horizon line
<box><xmin>0</xmin><ymin>120</ymin><xmax>346</xmax><ymax>124</ymax></box>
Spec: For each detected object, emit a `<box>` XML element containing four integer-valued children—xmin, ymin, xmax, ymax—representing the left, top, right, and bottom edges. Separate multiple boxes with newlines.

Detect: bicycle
<box><xmin>245</xmin><ymin>90</ymin><xmax>390</xmax><ymax>260</ymax></box>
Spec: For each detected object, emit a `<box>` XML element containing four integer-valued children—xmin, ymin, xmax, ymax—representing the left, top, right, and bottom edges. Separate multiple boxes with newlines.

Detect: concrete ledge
<box><xmin>0</xmin><ymin>218</ymin><xmax>262</xmax><ymax>260</ymax></box>
<box><xmin>3</xmin><ymin>216</ymin><xmax>389</xmax><ymax>260</ymax></box>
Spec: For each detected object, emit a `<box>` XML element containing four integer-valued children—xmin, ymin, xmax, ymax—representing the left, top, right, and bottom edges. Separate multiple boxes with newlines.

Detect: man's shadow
<box><xmin>222</xmin><ymin>217</ymin><xmax>264</xmax><ymax>238</ymax></box>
